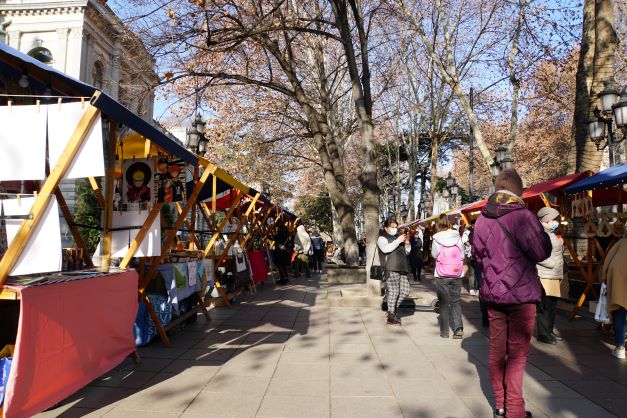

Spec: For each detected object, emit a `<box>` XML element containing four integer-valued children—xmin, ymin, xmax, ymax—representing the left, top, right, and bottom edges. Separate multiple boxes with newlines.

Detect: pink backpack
<box><xmin>435</xmin><ymin>243</ymin><xmax>463</xmax><ymax>278</ymax></box>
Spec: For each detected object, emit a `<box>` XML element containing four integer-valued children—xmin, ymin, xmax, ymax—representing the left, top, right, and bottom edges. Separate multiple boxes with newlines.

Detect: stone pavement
<box><xmin>39</xmin><ymin>271</ymin><xmax>626</xmax><ymax>418</ymax></box>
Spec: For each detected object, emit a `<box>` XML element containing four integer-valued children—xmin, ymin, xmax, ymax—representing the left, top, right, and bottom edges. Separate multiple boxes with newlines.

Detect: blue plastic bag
<box><xmin>0</xmin><ymin>356</ymin><xmax>12</xmax><ymax>406</ymax></box>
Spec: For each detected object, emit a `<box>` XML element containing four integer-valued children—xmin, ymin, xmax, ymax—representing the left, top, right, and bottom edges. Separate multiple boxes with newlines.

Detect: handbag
<box><xmin>369</xmin><ymin>244</ymin><xmax>385</xmax><ymax>280</ymax></box>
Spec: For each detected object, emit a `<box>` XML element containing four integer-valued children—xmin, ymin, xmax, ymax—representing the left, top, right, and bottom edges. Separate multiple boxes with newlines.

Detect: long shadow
<box><xmin>458</xmin><ymin>295</ymin><xmax>623</xmax><ymax>418</ymax></box>
<box><xmin>44</xmin><ymin>272</ymin><xmax>323</xmax><ymax>417</ymax></box>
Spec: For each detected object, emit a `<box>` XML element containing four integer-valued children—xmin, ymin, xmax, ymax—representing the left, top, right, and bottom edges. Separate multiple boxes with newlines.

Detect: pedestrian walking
<box><xmin>378</xmin><ymin>216</ymin><xmax>411</xmax><ymax>326</ymax></box>
<box><xmin>600</xmin><ymin>237</ymin><xmax>627</xmax><ymax>360</ymax></box>
<box><xmin>273</xmin><ymin>223</ymin><xmax>292</xmax><ymax>285</ymax></box>
<box><xmin>293</xmin><ymin>224</ymin><xmax>312</xmax><ymax>279</ymax></box>
<box><xmin>462</xmin><ymin>226</ymin><xmax>476</xmax><ymax>295</ymax></box>
<box><xmin>535</xmin><ymin>207</ymin><xmax>568</xmax><ymax>345</ymax></box>
<box><xmin>432</xmin><ymin>214</ymin><xmax>465</xmax><ymax>339</ymax></box>
<box><xmin>472</xmin><ymin>169</ymin><xmax>552</xmax><ymax>418</ymax></box>
<box><xmin>409</xmin><ymin>230</ymin><xmax>423</xmax><ymax>281</ymax></box>
<box><xmin>309</xmin><ymin>230</ymin><xmax>325</xmax><ymax>273</ymax></box>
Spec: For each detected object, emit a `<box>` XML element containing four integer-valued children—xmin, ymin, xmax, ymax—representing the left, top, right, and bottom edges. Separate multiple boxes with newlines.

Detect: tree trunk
<box><xmin>569</xmin><ymin>0</ymin><xmax>597</xmax><ymax>172</ymax></box>
<box><xmin>589</xmin><ymin>0</ymin><xmax>618</xmax><ymax>168</ymax></box>
<box><xmin>330</xmin><ymin>0</ymin><xmax>380</xmax><ymax>293</ymax></box>
<box><xmin>330</xmin><ymin>198</ymin><xmax>343</xmax><ymax>246</ymax></box>
<box><xmin>428</xmin><ymin>135</ymin><xmax>439</xmax><ymax>216</ymax></box>
<box><xmin>407</xmin><ymin>153</ymin><xmax>417</xmax><ymax>222</ymax></box>
<box><xmin>507</xmin><ymin>0</ymin><xmax>524</xmax><ymax>154</ymax></box>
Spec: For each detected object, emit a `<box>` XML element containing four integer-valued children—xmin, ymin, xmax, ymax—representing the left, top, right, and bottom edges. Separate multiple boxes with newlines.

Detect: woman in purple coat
<box><xmin>471</xmin><ymin>169</ymin><xmax>551</xmax><ymax>418</ymax></box>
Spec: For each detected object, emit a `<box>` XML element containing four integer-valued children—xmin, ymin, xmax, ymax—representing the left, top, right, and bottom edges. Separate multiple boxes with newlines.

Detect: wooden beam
<box><xmin>203</xmin><ymin>192</ymin><xmax>243</xmax><ymax>257</ymax></box>
<box><xmin>0</xmin><ymin>97</ymin><xmax>101</xmax><ymax>285</ymax></box>
<box><xmin>215</xmin><ymin>193</ymin><xmax>260</xmax><ymax>269</ymax></box>
<box><xmin>175</xmin><ymin>202</ymin><xmax>201</xmax><ymax>250</ymax></box>
<box><xmin>54</xmin><ymin>187</ymin><xmax>94</xmax><ymax>268</ymax></box>
<box><xmin>119</xmin><ymin>203</ymin><xmax>163</xmax><ymax>269</ymax></box>
<box><xmin>88</xmin><ymin>177</ymin><xmax>106</xmax><ymax>207</ymax></box>
<box><xmin>139</xmin><ymin>164</ymin><xmax>215</xmax><ymax>291</ymax></box>
<box><xmin>540</xmin><ymin>192</ymin><xmax>551</xmax><ymax>208</ymax></box>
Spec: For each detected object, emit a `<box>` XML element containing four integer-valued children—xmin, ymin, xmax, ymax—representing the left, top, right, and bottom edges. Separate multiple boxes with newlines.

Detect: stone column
<box><xmin>109</xmin><ymin>40</ymin><xmax>120</xmax><ymax>99</ymax></box>
<box><xmin>55</xmin><ymin>28</ymin><xmax>69</xmax><ymax>72</ymax></box>
<box><xmin>7</xmin><ymin>30</ymin><xmax>20</xmax><ymax>50</ymax></box>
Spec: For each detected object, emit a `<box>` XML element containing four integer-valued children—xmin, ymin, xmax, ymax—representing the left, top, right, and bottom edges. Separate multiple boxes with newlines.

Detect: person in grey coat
<box><xmin>535</xmin><ymin>207</ymin><xmax>567</xmax><ymax>345</ymax></box>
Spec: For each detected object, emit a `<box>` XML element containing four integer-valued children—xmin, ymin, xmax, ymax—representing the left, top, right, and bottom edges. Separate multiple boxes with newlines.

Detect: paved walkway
<box><xmin>39</xmin><ymin>272</ymin><xmax>626</xmax><ymax>418</ymax></box>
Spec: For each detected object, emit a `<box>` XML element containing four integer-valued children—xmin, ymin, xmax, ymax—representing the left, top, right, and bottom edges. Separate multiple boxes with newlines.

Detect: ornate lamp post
<box><xmin>588</xmin><ymin>81</ymin><xmax>627</xmax><ymax>166</ymax></box>
<box><xmin>187</xmin><ymin>114</ymin><xmax>208</xmax><ymax>155</ymax></box>
<box><xmin>490</xmin><ymin>144</ymin><xmax>514</xmax><ymax>184</ymax></box>
<box><xmin>442</xmin><ymin>173</ymin><xmax>459</xmax><ymax>209</ymax></box>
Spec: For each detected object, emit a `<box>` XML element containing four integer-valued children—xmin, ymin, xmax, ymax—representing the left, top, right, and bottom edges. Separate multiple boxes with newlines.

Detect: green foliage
<box><xmin>293</xmin><ymin>195</ymin><xmax>332</xmax><ymax>233</ymax></box>
<box><xmin>74</xmin><ymin>179</ymin><xmax>101</xmax><ymax>254</ymax></box>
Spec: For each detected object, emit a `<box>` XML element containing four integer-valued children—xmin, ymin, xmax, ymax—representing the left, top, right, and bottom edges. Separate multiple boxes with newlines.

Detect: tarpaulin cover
<box><xmin>0</xmin><ymin>43</ymin><xmax>197</xmax><ymax>165</ymax></box>
<box><xmin>3</xmin><ymin>271</ymin><xmax>138</xmax><ymax>418</ymax></box>
<box><xmin>564</xmin><ymin>164</ymin><xmax>627</xmax><ymax>193</ymax></box>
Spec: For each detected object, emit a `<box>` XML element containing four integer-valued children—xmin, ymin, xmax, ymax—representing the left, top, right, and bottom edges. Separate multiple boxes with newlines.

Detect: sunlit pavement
<box><xmin>38</xmin><ymin>271</ymin><xmax>626</xmax><ymax>418</ymax></box>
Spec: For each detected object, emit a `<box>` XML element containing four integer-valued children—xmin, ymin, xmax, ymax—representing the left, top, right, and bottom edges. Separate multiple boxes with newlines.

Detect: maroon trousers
<box><xmin>487</xmin><ymin>303</ymin><xmax>536</xmax><ymax>418</ymax></box>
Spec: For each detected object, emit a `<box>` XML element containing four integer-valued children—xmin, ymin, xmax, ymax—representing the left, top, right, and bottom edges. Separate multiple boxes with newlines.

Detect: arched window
<box><xmin>92</xmin><ymin>61</ymin><xmax>104</xmax><ymax>89</ymax></box>
<box><xmin>27</xmin><ymin>47</ymin><xmax>53</xmax><ymax>64</ymax></box>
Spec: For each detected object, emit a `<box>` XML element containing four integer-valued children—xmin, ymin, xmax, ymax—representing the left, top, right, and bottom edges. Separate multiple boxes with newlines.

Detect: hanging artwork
<box><xmin>154</xmin><ymin>157</ymin><xmax>186</xmax><ymax>203</ymax></box>
<box><xmin>47</xmin><ymin>101</ymin><xmax>105</xmax><ymax>179</ymax></box>
<box><xmin>3</xmin><ymin>196</ymin><xmax>62</xmax><ymax>275</ymax></box>
<box><xmin>123</xmin><ymin>158</ymin><xmax>153</xmax><ymax>205</ymax></box>
<box><xmin>0</xmin><ymin>104</ymin><xmax>47</xmax><ymax>181</ymax></box>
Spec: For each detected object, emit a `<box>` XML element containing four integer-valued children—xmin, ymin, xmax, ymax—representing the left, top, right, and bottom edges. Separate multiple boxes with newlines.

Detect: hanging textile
<box><xmin>0</xmin><ymin>104</ymin><xmax>47</xmax><ymax>181</ymax></box>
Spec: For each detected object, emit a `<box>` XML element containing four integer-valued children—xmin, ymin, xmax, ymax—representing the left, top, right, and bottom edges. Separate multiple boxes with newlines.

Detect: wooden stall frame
<box><xmin>0</xmin><ymin>94</ymin><xmax>101</xmax><ymax>284</ymax></box>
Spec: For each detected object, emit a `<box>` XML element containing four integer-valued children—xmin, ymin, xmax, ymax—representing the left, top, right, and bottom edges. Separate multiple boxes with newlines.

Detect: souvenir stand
<box><xmin>133</xmin><ymin>153</ymin><xmax>289</xmax><ymax>346</ymax></box>
<box><xmin>563</xmin><ymin>165</ymin><xmax>627</xmax><ymax>319</ymax></box>
<box><xmin>0</xmin><ymin>43</ymin><xmax>199</xmax><ymax>417</ymax></box>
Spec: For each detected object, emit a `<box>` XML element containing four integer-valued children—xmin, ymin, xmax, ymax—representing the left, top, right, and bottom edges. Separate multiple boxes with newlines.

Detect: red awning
<box><xmin>461</xmin><ymin>171</ymin><xmax>591</xmax><ymax>216</ymax></box>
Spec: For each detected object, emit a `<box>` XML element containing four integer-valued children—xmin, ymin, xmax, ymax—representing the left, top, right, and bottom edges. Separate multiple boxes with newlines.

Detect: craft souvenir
<box><xmin>611</xmin><ymin>219</ymin><xmax>625</xmax><ymax>237</ymax></box>
<box><xmin>583</xmin><ymin>215</ymin><xmax>597</xmax><ymax>238</ymax></box>
<box><xmin>597</xmin><ymin>213</ymin><xmax>612</xmax><ymax>237</ymax></box>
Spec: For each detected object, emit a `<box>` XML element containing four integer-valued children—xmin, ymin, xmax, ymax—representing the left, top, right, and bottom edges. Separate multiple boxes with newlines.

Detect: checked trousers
<box><xmin>386</xmin><ymin>271</ymin><xmax>410</xmax><ymax>315</ymax></box>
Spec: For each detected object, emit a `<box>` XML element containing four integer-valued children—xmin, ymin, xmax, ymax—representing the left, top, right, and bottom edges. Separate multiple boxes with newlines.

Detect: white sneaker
<box><xmin>611</xmin><ymin>348</ymin><xmax>625</xmax><ymax>359</ymax></box>
<box><xmin>469</xmin><ymin>290</ymin><xmax>477</xmax><ymax>296</ymax></box>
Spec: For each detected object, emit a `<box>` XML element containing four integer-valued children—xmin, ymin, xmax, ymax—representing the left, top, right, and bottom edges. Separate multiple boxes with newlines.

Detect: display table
<box><xmin>1</xmin><ymin>270</ymin><xmax>138</xmax><ymax>418</ymax></box>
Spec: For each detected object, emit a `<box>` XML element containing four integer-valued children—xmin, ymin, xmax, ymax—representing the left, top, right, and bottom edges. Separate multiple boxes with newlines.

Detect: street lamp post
<box><xmin>588</xmin><ymin>81</ymin><xmax>627</xmax><ymax>166</ymax></box>
<box><xmin>490</xmin><ymin>144</ymin><xmax>514</xmax><ymax>187</ymax></box>
<box><xmin>442</xmin><ymin>173</ymin><xmax>459</xmax><ymax>209</ymax></box>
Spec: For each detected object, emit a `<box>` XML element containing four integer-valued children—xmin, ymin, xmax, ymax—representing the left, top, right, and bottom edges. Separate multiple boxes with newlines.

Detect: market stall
<box><xmin>563</xmin><ymin>164</ymin><xmax>627</xmax><ymax>318</ymax></box>
<box><xmin>0</xmin><ymin>43</ymin><xmax>182</xmax><ymax>417</ymax></box>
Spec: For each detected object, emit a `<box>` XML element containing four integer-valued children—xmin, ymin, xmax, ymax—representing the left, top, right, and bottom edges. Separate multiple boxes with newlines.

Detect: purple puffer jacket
<box><xmin>472</xmin><ymin>192</ymin><xmax>552</xmax><ymax>305</ymax></box>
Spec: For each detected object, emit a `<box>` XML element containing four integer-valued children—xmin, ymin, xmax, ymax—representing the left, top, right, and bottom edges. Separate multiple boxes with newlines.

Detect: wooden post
<box><xmin>0</xmin><ymin>98</ymin><xmax>101</xmax><ymax>284</ymax></box>
<box><xmin>118</xmin><ymin>203</ymin><xmax>163</xmax><ymax>269</ymax></box>
<box><xmin>101</xmin><ymin>118</ymin><xmax>119</xmax><ymax>271</ymax></box>
<box><xmin>189</xmin><ymin>165</ymin><xmax>199</xmax><ymax>250</ymax></box>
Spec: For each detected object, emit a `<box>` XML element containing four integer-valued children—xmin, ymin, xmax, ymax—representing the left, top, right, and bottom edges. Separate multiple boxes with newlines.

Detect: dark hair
<box><xmin>494</xmin><ymin>168</ymin><xmax>524</xmax><ymax>196</ymax></box>
<box><xmin>383</xmin><ymin>217</ymin><xmax>398</xmax><ymax>228</ymax></box>
<box><xmin>435</xmin><ymin>214</ymin><xmax>450</xmax><ymax>233</ymax></box>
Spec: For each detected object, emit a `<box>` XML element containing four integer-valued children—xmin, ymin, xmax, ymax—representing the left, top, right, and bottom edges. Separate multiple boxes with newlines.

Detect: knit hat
<box><xmin>494</xmin><ymin>169</ymin><xmax>524</xmax><ymax>197</ymax></box>
<box><xmin>537</xmin><ymin>207</ymin><xmax>560</xmax><ymax>223</ymax></box>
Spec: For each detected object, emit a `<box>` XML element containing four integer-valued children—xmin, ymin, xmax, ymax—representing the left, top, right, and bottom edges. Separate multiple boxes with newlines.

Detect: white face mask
<box><xmin>388</xmin><ymin>227</ymin><xmax>398</xmax><ymax>236</ymax></box>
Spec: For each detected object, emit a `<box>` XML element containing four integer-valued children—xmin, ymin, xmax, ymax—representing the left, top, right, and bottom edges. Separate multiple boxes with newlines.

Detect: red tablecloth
<box><xmin>2</xmin><ymin>270</ymin><xmax>138</xmax><ymax>418</ymax></box>
<box><xmin>248</xmin><ymin>250</ymin><xmax>268</xmax><ymax>284</ymax></box>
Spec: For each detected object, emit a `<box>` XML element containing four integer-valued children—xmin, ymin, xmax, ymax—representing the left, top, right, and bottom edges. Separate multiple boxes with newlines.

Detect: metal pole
<box><xmin>607</xmin><ymin>117</ymin><xmax>616</xmax><ymax>166</ymax></box>
<box><xmin>469</xmin><ymin>87</ymin><xmax>474</xmax><ymax>200</ymax></box>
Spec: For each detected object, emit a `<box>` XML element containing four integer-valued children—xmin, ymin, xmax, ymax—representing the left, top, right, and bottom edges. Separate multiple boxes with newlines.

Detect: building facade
<box><xmin>0</xmin><ymin>0</ymin><xmax>158</xmax><ymax>214</ymax></box>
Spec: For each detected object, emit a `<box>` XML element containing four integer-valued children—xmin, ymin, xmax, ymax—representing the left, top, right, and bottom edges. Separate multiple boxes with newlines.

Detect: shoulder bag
<box><xmin>369</xmin><ymin>243</ymin><xmax>385</xmax><ymax>280</ymax></box>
